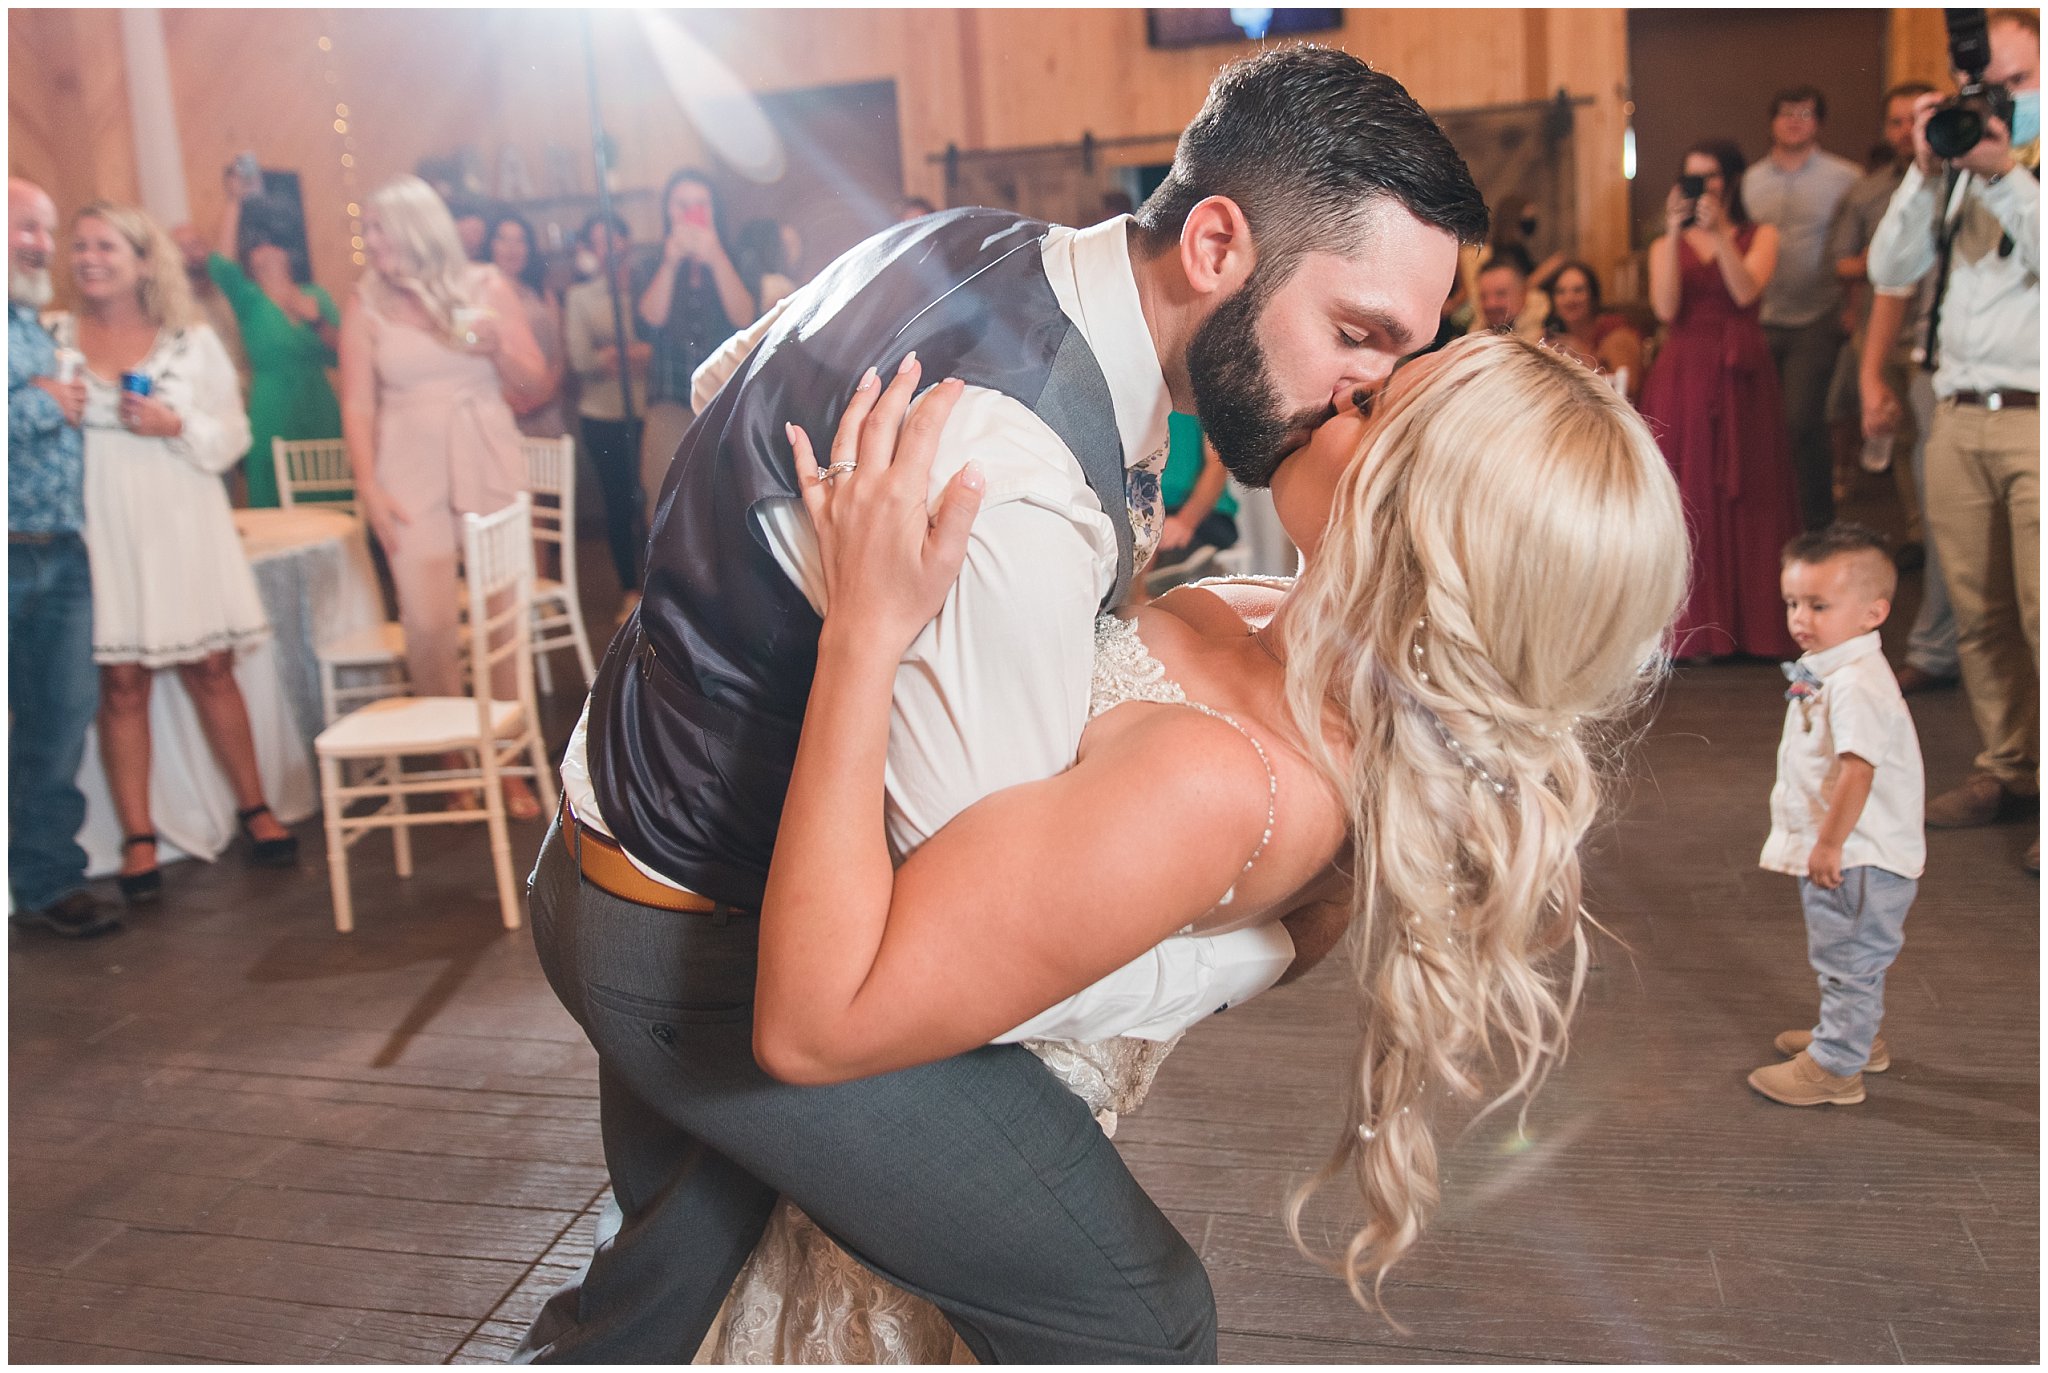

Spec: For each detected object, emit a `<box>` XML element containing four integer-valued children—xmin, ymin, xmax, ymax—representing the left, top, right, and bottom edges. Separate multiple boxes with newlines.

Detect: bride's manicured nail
<box><xmin>784</xmin><ymin>421</ymin><xmax>798</xmax><ymax>447</ymax></box>
<box><xmin>897</xmin><ymin>350</ymin><xmax>919</xmax><ymax>374</ymax></box>
<box><xmin>961</xmin><ymin>460</ymin><xmax>985</xmax><ymax>491</ymax></box>
<box><xmin>857</xmin><ymin>366</ymin><xmax>878</xmax><ymax>392</ymax></box>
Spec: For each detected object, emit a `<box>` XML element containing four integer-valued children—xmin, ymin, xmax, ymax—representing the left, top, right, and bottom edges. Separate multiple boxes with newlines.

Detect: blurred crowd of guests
<box><xmin>7</xmin><ymin>158</ymin><xmax>815</xmax><ymax>934</ymax></box>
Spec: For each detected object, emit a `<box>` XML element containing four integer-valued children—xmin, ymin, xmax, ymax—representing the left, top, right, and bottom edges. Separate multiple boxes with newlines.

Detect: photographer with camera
<box><xmin>1867</xmin><ymin>8</ymin><xmax>2039</xmax><ymax>871</ymax></box>
<box><xmin>1638</xmin><ymin>140</ymin><xmax>1801</xmax><ymax>661</ymax></box>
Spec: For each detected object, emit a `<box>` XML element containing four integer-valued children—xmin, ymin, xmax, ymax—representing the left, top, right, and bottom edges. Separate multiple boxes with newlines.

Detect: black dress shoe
<box><xmin>12</xmin><ymin>890</ymin><xmax>121</xmax><ymax>939</ymax></box>
<box><xmin>237</xmin><ymin>805</ymin><xmax>300</xmax><ymax>868</ymax></box>
<box><xmin>117</xmin><ymin>833</ymin><xmax>162</xmax><ymax>905</ymax></box>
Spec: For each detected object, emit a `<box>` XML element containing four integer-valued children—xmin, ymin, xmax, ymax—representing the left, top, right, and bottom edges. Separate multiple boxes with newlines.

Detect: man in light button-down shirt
<box><xmin>1866</xmin><ymin>16</ymin><xmax>2039</xmax><ymax>862</ymax></box>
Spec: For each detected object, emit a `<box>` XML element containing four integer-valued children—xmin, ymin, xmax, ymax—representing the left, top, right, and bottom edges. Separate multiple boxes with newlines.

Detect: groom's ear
<box><xmin>1178</xmin><ymin>196</ymin><xmax>1257</xmax><ymax>302</ymax></box>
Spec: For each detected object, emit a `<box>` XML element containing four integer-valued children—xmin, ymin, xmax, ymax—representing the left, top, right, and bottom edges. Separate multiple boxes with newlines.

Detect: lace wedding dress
<box><xmin>693</xmin><ymin>614</ymin><xmax>1268</xmax><ymax>1364</ymax></box>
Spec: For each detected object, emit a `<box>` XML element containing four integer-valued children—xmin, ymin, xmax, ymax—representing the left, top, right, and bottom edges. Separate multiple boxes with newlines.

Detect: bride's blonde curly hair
<box><xmin>1273</xmin><ymin>331</ymin><xmax>1689</xmax><ymax>1306</ymax></box>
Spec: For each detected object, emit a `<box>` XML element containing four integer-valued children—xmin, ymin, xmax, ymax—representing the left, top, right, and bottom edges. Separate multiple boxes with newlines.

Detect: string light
<box><xmin>320</xmin><ymin>18</ymin><xmax>361</xmax><ymax>280</ymax></box>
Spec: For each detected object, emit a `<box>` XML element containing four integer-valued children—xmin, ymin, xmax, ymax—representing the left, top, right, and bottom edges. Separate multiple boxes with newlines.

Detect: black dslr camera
<box><xmin>1925</xmin><ymin>8</ymin><xmax>2017</xmax><ymax>159</ymax></box>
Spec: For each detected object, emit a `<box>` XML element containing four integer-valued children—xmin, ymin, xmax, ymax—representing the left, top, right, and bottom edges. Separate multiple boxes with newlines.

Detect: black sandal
<box><xmin>237</xmin><ymin>805</ymin><xmax>301</xmax><ymax>868</ymax></box>
<box><xmin>118</xmin><ymin>833</ymin><xmax>162</xmax><ymax>905</ymax></box>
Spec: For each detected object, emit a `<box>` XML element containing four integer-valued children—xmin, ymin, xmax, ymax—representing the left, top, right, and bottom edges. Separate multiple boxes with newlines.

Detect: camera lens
<box><xmin>1926</xmin><ymin>101</ymin><xmax>1986</xmax><ymax>159</ymax></box>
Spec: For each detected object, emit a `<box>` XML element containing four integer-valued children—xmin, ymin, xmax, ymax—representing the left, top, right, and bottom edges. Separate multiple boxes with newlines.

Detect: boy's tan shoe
<box><xmin>1774</xmin><ymin>1029</ymin><xmax>1889</xmax><ymax>1072</ymax></box>
<box><xmin>1749</xmin><ymin>1050</ymin><xmax>1865</xmax><ymax>1106</ymax></box>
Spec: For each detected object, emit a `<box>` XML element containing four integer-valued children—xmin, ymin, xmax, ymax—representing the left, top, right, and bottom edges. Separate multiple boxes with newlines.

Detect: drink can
<box><xmin>451</xmin><ymin>306</ymin><xmax>490</xmax><ymax>347</ymax></box>
<box><xmin>53</xmin><ymin>348</ymin><xmax>82</xmax><ymax>384</ymax></box>
<box><xmin>120</xmin><ymin>370</ymin><xmax>153</xmax><ymax>398</ymax></box>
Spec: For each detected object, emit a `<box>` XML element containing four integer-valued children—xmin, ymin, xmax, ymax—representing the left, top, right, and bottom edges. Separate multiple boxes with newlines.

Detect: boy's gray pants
<box><xmin>514</xmin><ymin>814</ymin><xmax>1217</xmax><ymax>1363</ymax></box>
<box><xmin>1800</xmin><ymin>866</ymin><xmax>1918</xmax><ymax>1076</ymax></box>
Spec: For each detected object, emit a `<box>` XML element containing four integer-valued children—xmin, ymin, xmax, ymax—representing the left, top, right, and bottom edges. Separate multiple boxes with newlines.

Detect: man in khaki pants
<box><xmin>1867</xmin><ymin>9</ymin><xmax>2040</xmax><ymax>872</ymax></box>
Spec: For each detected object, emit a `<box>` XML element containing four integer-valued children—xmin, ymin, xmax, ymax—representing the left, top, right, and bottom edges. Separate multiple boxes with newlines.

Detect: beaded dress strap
<box><xmin>1089</xmin><ymin>616</ymin><xmax>1276</xmax><ymax>909</ymax></box>
<box><xmin>1175</xmin><ymin>699</ymin><xmax>1277</xmax><ymax>909</ymax></box>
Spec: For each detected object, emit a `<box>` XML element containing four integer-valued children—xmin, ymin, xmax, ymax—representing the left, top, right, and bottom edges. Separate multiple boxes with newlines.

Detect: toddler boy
<box><xmin>1750</xmin><ymin>524</ymin><xmax>1925</xmax><ymax>1106</ymax></box>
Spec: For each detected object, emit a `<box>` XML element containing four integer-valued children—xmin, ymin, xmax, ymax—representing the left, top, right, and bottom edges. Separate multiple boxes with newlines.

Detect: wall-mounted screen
<box><xmin>1145</xmin><ymin>9</ymin><xmax>1343</xmax><ymax>48</ymax></box>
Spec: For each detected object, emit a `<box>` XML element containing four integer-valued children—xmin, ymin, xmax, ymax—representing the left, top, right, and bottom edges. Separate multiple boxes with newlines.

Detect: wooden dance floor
<box><xmin>10</xmin><ymin>571</ymin><xmax>2038</xmax><ymax>1364</ymax></box>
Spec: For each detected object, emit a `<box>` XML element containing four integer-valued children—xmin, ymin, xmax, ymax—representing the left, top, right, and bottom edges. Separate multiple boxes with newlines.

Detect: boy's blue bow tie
<box><xmin>1781</xmin><ymin>660</ymin><xmax>1823</xmax><ymax>701</ymax></box>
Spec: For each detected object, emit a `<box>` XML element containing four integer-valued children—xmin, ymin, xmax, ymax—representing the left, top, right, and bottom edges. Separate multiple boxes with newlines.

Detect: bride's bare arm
<box><xmin>761</xmin><ymin>692</ymin><xmax>1273</xmax><ymax>1083</ymax></box>
<box><xmin>756</xmin><ymin>360</ymin><xmax>1270</xmax><ymax>1085</ymax></box>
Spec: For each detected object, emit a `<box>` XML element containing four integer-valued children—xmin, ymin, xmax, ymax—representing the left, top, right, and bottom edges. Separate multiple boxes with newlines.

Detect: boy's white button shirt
<box><xmin>1760</xmin><ymin>631</ymin><xmax>1926</xmax><ymax>880</ymax></box>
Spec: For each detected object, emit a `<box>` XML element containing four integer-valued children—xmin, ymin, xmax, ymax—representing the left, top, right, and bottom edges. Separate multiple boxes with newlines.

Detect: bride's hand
<box><xmin>789</xmin><ymin>355</ymin><xmax>983</xmax><ymax>651</ymax></box>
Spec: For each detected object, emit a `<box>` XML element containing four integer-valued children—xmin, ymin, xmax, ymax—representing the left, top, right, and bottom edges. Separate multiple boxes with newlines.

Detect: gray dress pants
<box><xmin>514</xmin><ymin>815</ymin><xmax>1217</xmax><ymax>1363</ymax></box>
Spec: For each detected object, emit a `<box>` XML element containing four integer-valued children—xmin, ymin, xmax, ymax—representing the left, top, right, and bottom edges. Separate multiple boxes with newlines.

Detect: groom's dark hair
<box><xmin>1135</xmin><ymin>45</ymin><xmax>1489</xmax><ymax>284</ymax></box>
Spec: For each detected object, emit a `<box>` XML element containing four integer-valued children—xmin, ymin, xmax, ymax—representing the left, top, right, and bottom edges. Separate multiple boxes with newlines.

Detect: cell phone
<box><xmin>1677</xmin><ymin>174</ymin><xmax>1706</xmax><ymax>228</ymax></box>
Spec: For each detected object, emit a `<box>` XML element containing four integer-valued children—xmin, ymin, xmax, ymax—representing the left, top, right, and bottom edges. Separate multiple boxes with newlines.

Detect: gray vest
<box><xmin>589</xmin><ymin>209</ymin><xmax>1131</xmax><ymax>907</ymax></box>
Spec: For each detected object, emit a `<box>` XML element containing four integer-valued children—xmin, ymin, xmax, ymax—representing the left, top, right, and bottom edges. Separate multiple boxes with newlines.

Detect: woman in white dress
<box><xmin>57</xmin><ymin>201</ymin><xmax>297</xmax><ymax>903</ymax></box>
<box><xmin>691</xmin><ymin>332</ymin><xmax>1693</xmax><ymax>1360</ymax></box>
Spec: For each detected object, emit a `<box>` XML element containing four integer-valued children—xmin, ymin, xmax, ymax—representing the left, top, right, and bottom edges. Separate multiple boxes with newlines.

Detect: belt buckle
<box><xmin>1987</xmin><ymin>391</ymin><xmax>2005</xmax><ymax>412</ymax></box>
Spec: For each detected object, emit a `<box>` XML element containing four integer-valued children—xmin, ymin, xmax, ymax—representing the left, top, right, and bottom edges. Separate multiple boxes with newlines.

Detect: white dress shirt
<box><xmin>561</xmin><ymin>216</ymin><xmax>1295</xmax><ymax>1042</ymax></box>
<box><xmin>1759</xmin><ymin>631</ymin><xmax>1926</xmax><ymax>881</ymax></box>
<box><xmin>1866</xmin><ymin>162</ymin><xmax>2039</xmax><ymax>397</ymax></box>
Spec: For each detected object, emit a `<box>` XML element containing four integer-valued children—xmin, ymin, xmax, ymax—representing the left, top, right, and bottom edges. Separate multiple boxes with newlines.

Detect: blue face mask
<box><xmin>2013</xmin><ymin>88</ymin><xmax>2040</xmax><ymax>148</ymax></box>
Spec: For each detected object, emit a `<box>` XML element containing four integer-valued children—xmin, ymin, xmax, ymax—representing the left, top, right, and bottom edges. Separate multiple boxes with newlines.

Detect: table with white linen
<box><xmin>76</xmin><ymin>506</ymin><xmax>386</xmax><ymax>877</ymax></box>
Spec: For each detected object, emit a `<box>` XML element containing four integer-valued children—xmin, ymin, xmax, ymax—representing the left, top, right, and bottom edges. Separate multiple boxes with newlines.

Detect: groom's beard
<box><xmin>1186</xmin><ymin>275</ymin><xmax>1333</xmax><ymax>490</ymax></box>
<box><xmin>10</xmin><ymin>263</ymin><xmax>52</xmax><ymax>309</ymax></box>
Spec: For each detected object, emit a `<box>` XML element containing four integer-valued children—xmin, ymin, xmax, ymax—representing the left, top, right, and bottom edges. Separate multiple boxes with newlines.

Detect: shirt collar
<box><xmin>1041</xmin><ymin>216</ymin><xmax>1173</xmax><ymax>470</ymax></box>
<box><xmin>1801</xmin><ymin>630</ymin><xmax>1882</xmax><ymax>679</ymax></box>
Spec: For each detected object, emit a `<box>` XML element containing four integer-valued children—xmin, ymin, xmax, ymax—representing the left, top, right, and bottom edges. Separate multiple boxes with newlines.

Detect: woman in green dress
<box><xmin>213</xmin><ymin>172</ymin><xmax>343</xmax><ymax>507</ymax></box>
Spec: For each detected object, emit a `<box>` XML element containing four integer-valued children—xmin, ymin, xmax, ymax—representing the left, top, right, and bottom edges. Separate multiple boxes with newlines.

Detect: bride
<box><xmin>692</xmin><ymin>330</ymin><xmax>1691</xmax><ymax>1361</ymax></box>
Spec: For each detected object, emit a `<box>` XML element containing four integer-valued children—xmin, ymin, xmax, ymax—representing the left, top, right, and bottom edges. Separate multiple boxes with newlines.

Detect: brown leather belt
<box><xmin>1950</xmin><ymin>389</ymin><xmax>2038</xmax><ymax>411</ymax></box>
<box><xmin>559</xmin><ymin>804</ymin><xmax>746</xmax><ymax>916</ymax></box>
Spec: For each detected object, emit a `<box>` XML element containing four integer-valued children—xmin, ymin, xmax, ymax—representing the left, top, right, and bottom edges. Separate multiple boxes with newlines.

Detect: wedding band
<box><xmin>818</xmin><ymin>462</ymin><xmax>859</xmax><ymax>482</ymax></box>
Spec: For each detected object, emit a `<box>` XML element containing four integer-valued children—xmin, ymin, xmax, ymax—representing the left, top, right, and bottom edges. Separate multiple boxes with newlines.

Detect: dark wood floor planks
<box><xmin>10</xmin><ymin>513</ymin><xmax>2037</xmax><ymax>1363</ymax></box>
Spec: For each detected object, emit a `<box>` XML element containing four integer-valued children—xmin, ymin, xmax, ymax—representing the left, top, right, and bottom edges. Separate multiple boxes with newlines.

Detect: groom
<box><xmin>520</xmin><ymin>45</ymin><xmax>1485</xmax><ymax>1362</ymax></box>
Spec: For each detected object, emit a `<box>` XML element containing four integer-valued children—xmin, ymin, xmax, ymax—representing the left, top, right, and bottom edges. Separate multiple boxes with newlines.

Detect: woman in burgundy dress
<box><xmin>1639</xmin><ymin>140</ymin><xmax>1799</xmax><ymax>661</ymax></box>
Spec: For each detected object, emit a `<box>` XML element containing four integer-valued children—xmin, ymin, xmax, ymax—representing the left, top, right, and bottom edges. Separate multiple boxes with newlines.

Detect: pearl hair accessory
<box><xmin>1411</xmin><ymin>617</ymin><xmax>1515</xmax><ymax>797</ymax></box>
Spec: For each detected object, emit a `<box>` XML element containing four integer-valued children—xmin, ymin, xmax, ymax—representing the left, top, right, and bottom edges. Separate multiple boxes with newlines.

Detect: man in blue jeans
<box><xmin>8</xmin><ymin>178</ymin><xmax>117</xmax><ymax>939</ymax></box>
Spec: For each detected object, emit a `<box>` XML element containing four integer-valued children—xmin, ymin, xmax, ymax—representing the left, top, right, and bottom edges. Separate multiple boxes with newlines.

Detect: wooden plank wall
<box><xmin>1890</xmin><ymin>8</ymin><xmax>1957</xmax><ymax>89</ymax></box>
<box><xmin>10</xmin><ymin>7</ymin><xmax>1636</xmax><ymax>300</ymax></box>
<box><xmin>8</xmin><ymin>9</ymin><xmax>141</xmax><ymax>217</ymax></box>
